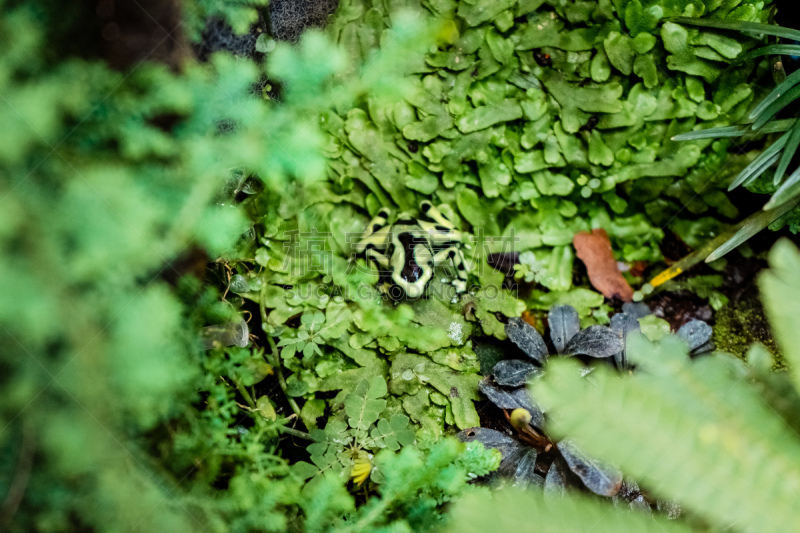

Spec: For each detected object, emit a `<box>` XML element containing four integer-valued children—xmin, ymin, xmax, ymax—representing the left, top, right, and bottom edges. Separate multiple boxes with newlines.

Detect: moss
<box><xmin>713</xmin><ymin>285</ymin><xmax>782</xmax><ymax>368</ymax></box>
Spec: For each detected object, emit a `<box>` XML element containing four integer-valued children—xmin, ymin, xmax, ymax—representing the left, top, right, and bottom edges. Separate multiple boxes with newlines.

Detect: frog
<box><xmin>355</xmin><ymin>201</ymin><xmax>470</xmax><ymax>299</ymax></box>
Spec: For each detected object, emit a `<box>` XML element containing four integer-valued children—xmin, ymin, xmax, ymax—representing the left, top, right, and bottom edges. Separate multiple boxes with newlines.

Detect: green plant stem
<box><xmin>275</xmin><ymin>425</ymin><xmax>314</xmax><ymax>441</ymax></box>
<box><xmin>234</xmin><ymin>379</ymin><xmax>257</xmax><ymax>409</ymax></box>
<box><xmin>259</xmin><ymin>289</ymin><xmax>303</xmax><ymax>419</ymax></box>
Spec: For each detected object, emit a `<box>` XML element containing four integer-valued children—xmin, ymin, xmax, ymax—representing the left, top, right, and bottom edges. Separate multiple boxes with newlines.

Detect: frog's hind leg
<box><xmin>431</xmin><ymin>246</ymin><xmax>468</xmax><ymax>293</ymax></box>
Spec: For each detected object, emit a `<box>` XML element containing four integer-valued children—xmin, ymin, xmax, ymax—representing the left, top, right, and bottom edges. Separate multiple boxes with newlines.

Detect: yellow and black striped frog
<box><xmin>355</xmin><ymin>201</ymin><xmax>469</xmax><ymax>299</ymax></box>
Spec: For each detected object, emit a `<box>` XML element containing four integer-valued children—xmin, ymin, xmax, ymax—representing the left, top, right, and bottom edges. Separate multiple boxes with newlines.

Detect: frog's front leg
<box><xmin>355</xmin><ymin>208</ymin><xmax>392</xmax><ymax>254</ymax></box>
<box><xmin>431</xmin><ymin>246</ymin><xmax>468</xmax><ymax>294</ymax></box>
<box><xmin>365</xmin><ymin>247</ymin><xmax>391</xmax><ymax>270</ymax></box>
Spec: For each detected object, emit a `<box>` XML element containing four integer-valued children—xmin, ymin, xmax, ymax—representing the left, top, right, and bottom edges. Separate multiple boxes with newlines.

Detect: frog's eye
<box><xmin>420</xmin><ymin>201</ymin><xmax>432</xmax><ymax>214</ymax></box>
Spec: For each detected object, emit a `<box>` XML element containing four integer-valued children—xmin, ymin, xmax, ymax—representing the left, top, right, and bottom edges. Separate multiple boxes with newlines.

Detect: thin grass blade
<box><xmin>651</xmin><ymin>196</ymin><xmax>800</xmax><ymax>283</ymax></box>
<box><xmin>749</xmin><ymin>69</ymin><xmax>800</xmax><ymax>122</ymax></box>
<box><xmin>728</xmin><ymin>134</ymin><xmax>787</xmax><ymax>190</ymax></box>
<box><xmin>751</xmin><ymin>84</ymin><xmax>800</xmax><ymax>130</ymax></box>
<box><xmin>672</xmin><ymin>119</ymin><xmax>797</xmax><ymax>141</ymax></box>
<box><xmin>766</xmin><ymin>167</ymin><xmax>800</xmax><ymax>209</ymax></box>
<box><xmin>775</xmin><ymin>120</ymin><xmax>800</xmax><ymax>185</ymax></box>
<box><xmin>671</xmin><ymin>18</ymin><xmax>800</xmax><ymax>41</ymax></box>
<box><xmin>706</xmin><ymin>198</ymin><xmax>800</xmax><ymax>262</ymax></box>
<box><xmin>739</xmin><ymin>44</ymin><xmax>800</xmax><ymax>62</ymax></box>
<box><xmin>672</xmin><ymin>125</ymin><xmax>748</xmax><ymax>140</ymax></box>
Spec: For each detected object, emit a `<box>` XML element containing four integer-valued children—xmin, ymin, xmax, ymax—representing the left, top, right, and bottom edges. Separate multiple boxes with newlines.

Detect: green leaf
<box><xmin>774</xmin><ymin>119</ymin><xmax>800</xmax><ymax>185</ymax></box>
<box><xmin>672</xmin><ymin>18</ymin><xmax>800</xmax><ymax>42</ymax></box>
<box><xmin>389</xmin><ymin>352</ymin><xmax>481</xmax><ymax>429</ymax></box>
<box><xmin>456</xmin><ymin>100</ymin><xmax>523</xmax><ymax>133</ymax></box>
<box><xmin>671</xmin><ymin>120</ymin><xmax>797</xmax><ymax>141</ymax></box>
<box><xmin>456</xmin><ymin>0</ymin><xmax>516</xmax><ymax>27</ymax></box>
<box><xmin>760</xmin><ymin>240</ymin><xmax>800</xmax><ymax>393</ymax></box>
<box><xmin>447</xmin><ymin>489</ymin><xmax>692</xmax><ymax>533</ymax></box>
<box><xmin>604</xmin><ymin>31</ymin><xmax>635</xmax><ymax>75</ymax></box>
<box><xmin>738</xmin><ymin>44</ymin><xmax>800</xmax><ymax>62</ymax></box>
<box><xmin>728</xmin><ymin>132</ymin><xmax>788</xmax><ymax>190</ymax></box>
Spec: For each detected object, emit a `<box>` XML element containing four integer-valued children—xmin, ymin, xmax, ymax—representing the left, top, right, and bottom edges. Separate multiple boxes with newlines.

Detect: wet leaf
<box><xmin>544</xmin><ymin>457</ymin><xmax>571</xmax><ymax>498</ymax></box>
<box><xmin>622</xmin><ymin>302</ymin><xmax>651</xmax><ymax>319</ymax></box>
<box><xmin>677</xmin><ymin>320</ymin><xmax>713</xmax><ymax>352</ymax></box>
<box><xmin>457</xmin><ymin>427</ymin><xmax>524</xmax><ymax>460</ymax></box>
<box><xmin>549</xmin><ymin>305</ymin><xmax>580</xmax><ymax>354</ymax></box>
<box><xmin>558</xmin><ymin>439</ymin><xmax>623</xmax><ymax>497</ymax></box>
<box><xmin>492</xmin><ymin>359</ymin><xmax>541</xmax><ymax>387</ymax></box>
<box><xmin>511</xmin><ymin>448</ymin><xmax>543</xmax><ymax>488</ymax></box>
<box><xmin>505</xmin><ymin>317</ymin><xmax>548</xmax><ymax>364</ymax></box>
<box><xmin>610</xmin><ymin>312</ymin><xmax>640</xmax><ymax>368</ymax></box>
<box><xmin>478</xmin><ymin>378</ymin><xmax>545</xmax><ymax>428</ymax></box>
<box><xmin>565</xmin><ymin>326</ymin><xmax>623</xmax><ymax>358</ymax></box>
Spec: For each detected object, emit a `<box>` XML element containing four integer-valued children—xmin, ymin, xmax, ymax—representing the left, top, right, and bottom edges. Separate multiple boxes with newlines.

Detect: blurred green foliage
<box><xmin>0</xmin><ymin>0</ymin><xmax>497</xmax><ymax>531</ymax></box>
<box><xmin>1</xmin><ymin>0</ymin><xmax>792</xmax><ymax>531</ymax></box>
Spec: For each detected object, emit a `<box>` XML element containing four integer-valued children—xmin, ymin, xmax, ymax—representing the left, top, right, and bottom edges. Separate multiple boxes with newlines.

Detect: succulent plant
<box><xmin>460</xmin><ymin>303</ymin><xmax>712</xmax><ymax>508</ymax></box>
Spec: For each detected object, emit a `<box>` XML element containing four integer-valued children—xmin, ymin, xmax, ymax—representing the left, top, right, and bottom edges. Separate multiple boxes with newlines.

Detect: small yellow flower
<box><xmin>350</xmin><ymin>452</ymin><xmax>372</xmax><ymax>485</ymax></box>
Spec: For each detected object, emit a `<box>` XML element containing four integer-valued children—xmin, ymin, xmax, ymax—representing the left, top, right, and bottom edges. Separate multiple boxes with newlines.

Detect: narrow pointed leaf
<box><xmin>671</xmin><ymin>18</ymin><xmax>800</xmax><ymax>42</ymax></box>
<box><xmin>728</xmin><ymin>137</ymin><xmax>785</xmax><ymax>190</ymax></box>
<box><xmin>766</xmin><ymin>169</ymin><xmax>800</xmax><ymax>209</ymax></box>
<box><xmin>544</xmin><ymin>458</ymin><xmax>570</xmax><ymax>497</ymax></box>
<box><xmin>738</xmin><ymin>44</ymin><xmax>800</xmax><ymax>62</ymax></box>
<box><xmin>774</xmin><ymin>118</ymin><xmax>800</xmax><ymax>184</ymax></box>
<box><xmin>752</xmin><ymin>85</ymin><xmax>800</xmax><ymax>130</ymax></box>
<box><xmin>749</xmin><ymin>69</ymin><xmax>800</xmax><ymax>122</ymax></box>
<box><xmin>672</xmin><ymin>119</ymin><xmax>796</xmax><ymax>141</ymax></box>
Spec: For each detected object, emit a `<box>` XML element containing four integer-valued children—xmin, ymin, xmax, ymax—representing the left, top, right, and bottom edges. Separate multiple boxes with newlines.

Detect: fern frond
<box><xmin>759</xmin><ymin>240</ymin><xmax>800</xmax><ymax>392</ymax></box>
<box><xmin>447</xmin><ymin>488</ymin><xmax>693</xmax><ymax>533</ymax></box>
<box><xmin>534</xmin><ymin>336</ymin><xmax>800</xmax><ymax>533</ymax></box>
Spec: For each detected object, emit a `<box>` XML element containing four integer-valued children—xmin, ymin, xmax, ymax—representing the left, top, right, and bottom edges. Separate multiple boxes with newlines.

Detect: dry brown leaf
<box><xmin>573</xmin><ymin>228</ymin><xmax>633</xmax><ymax>302</ymax></box>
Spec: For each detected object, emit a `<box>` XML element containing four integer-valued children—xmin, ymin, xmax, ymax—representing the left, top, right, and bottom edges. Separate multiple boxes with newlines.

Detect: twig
<box><xmin>259</xmin><ymin>287</ymin><xmax>302</xmax><ymax>419</ymax></box>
